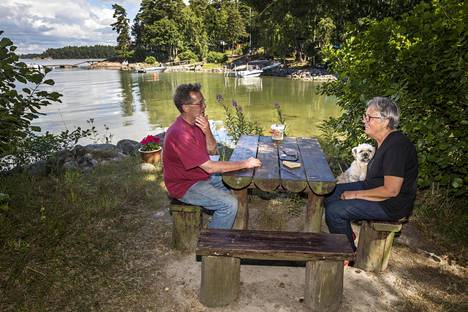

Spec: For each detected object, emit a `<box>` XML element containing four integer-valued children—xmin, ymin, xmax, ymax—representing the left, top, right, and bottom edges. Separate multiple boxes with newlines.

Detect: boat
<box><xmin>235</xmin><ymin>69</ymin><xmax>263</xmax><ymax>78</ymax></box>
<box><xmin>136</xmin><ymin>66</ymin><xmax>166</xmax><ymax>73</ymax></box>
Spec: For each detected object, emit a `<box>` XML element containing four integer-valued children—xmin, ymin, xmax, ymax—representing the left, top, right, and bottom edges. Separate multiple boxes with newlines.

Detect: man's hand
<box><xmin>243</xmin><ymin>157</ymin><xmax>262</xmax><ymax>168</ymax></box>
<box><xmin>195</xmin><ymin>115</ymin><xmax>212</xmax><ymax>135</ymax></box>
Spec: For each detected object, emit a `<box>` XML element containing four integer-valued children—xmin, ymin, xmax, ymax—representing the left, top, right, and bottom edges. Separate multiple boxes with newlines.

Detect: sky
<box><xmin>0</xmin><ymin>0</ymin><xmax>141</xmax><ymax>54</ymax></box>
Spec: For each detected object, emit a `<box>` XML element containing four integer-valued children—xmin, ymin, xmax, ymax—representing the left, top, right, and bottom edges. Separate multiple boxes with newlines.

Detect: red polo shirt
<box><xmin>163</xmin><ymin>116</ymin><xmax>210</xmax><ymax>198</ymax></box>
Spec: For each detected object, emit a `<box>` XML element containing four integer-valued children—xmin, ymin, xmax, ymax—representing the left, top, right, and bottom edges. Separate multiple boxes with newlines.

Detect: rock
<box><xmin>140</xmin><ymin>163</ymin><xmax>157</xmax><ymax>173</ymax></box>
<box><xmin>26</xmin><ymin>160</ymin><xmax>49</xmax><ymax>176</ymax></box>
<box><xmin>63</xmin><ymin>160</ymin><xmax>78</xmax><ymax>170</ymax></box>
<box><xmin>117</xmin><ymin>139</ymin><xmax>141</xmax><ymax>155</ymax></box>
<box><xmin>83</xmin><ymin>144</ymin><xmax>120</xmax><ymax>160</ymax></box>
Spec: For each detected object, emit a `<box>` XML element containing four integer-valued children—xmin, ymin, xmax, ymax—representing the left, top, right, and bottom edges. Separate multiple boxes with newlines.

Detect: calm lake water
<box><xmin>31</xmin><ymin>66</ymin><xmax>340</xmax><ymax>143</ymax></box>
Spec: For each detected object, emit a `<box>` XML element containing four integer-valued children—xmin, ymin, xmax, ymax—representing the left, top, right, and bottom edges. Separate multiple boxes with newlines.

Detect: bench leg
<box><xmin>355</xmin><ymin>221</ymin><xmax>396</xmax><ymax>272</ymax></box>
<box><xmin>171</xmin><ymin>206</ymin><xmax>201</xmax><ymax>251</ymax></box>
<box><xmin>200</xmin><ymin>256</ymin><xmax>240</xmax><ymax>307</ymax></box>
<box><xmin>304</xmin><ymin>260</ymin><xmax>343</xmax><ymax>312</ymax></box>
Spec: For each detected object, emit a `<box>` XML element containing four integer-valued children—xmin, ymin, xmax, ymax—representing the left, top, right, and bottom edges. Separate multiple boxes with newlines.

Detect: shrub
<box><xmin>144</xmin><ymin>56</ymin><xmax>157</xmax><ymax>65</ymax></box>
<box><xmin>178</xmin><ymin>51</ymin><xmax>198</xmax><ymax>62</ymax></box>
<box><xmin>206</xmin><ymin>51</ymin><xmax>227</xmax><ymax>64</ymax></box>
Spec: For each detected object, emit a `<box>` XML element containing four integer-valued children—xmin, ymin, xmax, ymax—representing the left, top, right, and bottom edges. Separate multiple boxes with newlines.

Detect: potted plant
<box><xmin>139</xmin><ymin>135</ymin><xmax>162</xmax><ymax>164</ymax></box>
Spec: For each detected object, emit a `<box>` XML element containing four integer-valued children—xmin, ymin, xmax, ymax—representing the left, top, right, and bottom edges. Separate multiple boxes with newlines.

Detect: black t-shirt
<box><xmin>364</xmin><ymin>131</ymin><xmax>418</xmax><ymax>219</ymax></box>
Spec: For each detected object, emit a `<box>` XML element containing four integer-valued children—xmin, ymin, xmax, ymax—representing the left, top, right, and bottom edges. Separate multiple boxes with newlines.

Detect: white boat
<box><xmin>136</xmin><ymin>66</ymin><xmax>166</xmax><ymax>73</ymax></box>
<box><xmin>235</xmin><ymin>69</ymin><xmax>263</xmax><ymax>78</ymax></box>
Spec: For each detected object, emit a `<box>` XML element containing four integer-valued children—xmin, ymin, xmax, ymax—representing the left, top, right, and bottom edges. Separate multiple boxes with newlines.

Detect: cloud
<box><xmin>0</xmin><ymin>0</ymin><xmax>139</xmax><ymax>54</ymax></box>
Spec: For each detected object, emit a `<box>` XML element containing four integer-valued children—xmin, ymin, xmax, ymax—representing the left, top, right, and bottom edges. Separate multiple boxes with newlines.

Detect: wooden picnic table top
<box><xmin>222</xmin><ymin>135</ymin><xmax>336</xmax><ymax>195</ymax></box>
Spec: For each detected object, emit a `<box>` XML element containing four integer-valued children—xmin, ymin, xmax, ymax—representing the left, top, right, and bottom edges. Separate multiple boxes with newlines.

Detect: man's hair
<box><xmin>173</xmin><ymin>83</ymin><xmax>202</xmax><ymax>113</ymax></box>
<box><xmin>367</xmin><ymin>96</ymin><xmax>400</xmax><ymax>129</ymax></box>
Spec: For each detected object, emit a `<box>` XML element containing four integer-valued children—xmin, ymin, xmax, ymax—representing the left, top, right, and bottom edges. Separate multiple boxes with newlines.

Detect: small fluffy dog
<box><xmin>337</xmin><ymin>143</ymin><xmax>376</xmax><ymax>184</ymax></box>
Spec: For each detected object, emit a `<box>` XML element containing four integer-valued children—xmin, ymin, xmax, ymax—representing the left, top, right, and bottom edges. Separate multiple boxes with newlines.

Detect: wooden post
<box><xmin>355</xmin><ymin>221</ymin><xmax>402</xmax><ymax>272</ymax></box>
<box><xmin>304</xmin><ymin>260</ymin><xmax>343</xmax><ymax>312</ymax></box>
<box><xmin>200</xmin><ymin>256</ymin><xmax>240</xmax><ymax>307</ymax></box>
<box><xmin>170</xmin><ymin>204</ymin><xmax>201</xmax><ymax>251</ymax></box>
<box><xmin>233</xmin><ymin>189</ymin><xmax>248</xmax><ymax>230</ymax></box>
<box><xmin>305</xmin><ymin>192</ymin><xmax>323</xmax><ymax>232</ymax></box>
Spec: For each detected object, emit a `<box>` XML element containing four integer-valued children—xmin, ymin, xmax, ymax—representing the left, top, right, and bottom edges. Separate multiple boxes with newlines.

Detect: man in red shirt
<box><xmin>163</xmin><ymin>83</ymin><xmax>261</xmax><ymax>229</ymax></box>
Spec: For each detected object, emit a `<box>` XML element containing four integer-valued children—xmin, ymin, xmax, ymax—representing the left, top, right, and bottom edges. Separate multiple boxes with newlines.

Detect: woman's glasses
<box><xmin>362</xmin><ymin>114</ymin><xmax>382</xmax><ymax>122</ymax></box>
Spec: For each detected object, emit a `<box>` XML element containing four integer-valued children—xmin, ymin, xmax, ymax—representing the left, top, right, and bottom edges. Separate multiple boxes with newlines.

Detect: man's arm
<box><xmin>341</xmin><ymin>176</ymin><xmax>403</xmax><ymax>201</ymax></box>
<box><xmin>195</xmin><ymin>115</ymin><xmax>218</xmax><ymax>155</ymax></box>
<box><xmin>199</xmin><ymin>157</ymin><xmax>261</xmax><ymax>174</ymax></box>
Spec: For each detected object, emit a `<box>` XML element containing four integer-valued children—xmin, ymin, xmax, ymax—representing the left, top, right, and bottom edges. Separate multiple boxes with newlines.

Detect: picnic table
<box><xmin>222</xmin><ymin>135</ymin><xmax>336</xmax><ymax>232</ymax></box>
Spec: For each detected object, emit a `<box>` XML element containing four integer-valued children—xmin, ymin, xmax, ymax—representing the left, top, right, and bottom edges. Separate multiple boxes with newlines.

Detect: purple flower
<box><xmin>274</xmin><ymin>102</ymin><xmax>280</xmax><ymax>109</ymax></box>
<box><xmin>216</xmin><ymin>94</ymin><xmax>223</xmax><ymax>103</ymax></box>
<box><xmin>232</xmin><ymin>100</ymin><xmax>238</xmax><ymax>108</ymax></box>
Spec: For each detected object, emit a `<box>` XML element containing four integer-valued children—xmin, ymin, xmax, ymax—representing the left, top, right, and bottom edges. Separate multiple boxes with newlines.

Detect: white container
<box><xmin>271</xmin><ymin>124</ymin><xmax>285</xmax><ymax>141</ymax></box>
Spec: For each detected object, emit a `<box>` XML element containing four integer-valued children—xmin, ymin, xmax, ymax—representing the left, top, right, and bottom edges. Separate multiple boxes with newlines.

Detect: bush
<box><xmin>320</xmin><ymin>0</ymin><xmax>466</xmax><ymax>196</ymax></box>
<box><xmin>178</xmin><ymin>50</ymin><xmax>198</xmax><ymax>62</ymax></box>
<box><xmin>0</xmin><ymin>32</ymin><xmax>61</xmax><ymax>164</ymax></box>
<box><xmin>144</xmin><ymin>56</ymin><xmax>157</xmax><ymax>65</ymax></box>
<box><xmin>206</xmin><ymin>51</ymin><xmax>227</xmax><ymax>64</ymax></box>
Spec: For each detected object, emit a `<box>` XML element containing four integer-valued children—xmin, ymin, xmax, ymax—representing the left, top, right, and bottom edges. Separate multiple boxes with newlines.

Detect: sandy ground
<box><xmin>149</xmin><ymin>195</ymin><xmax>467</xmax><ymax>312</ymax></box>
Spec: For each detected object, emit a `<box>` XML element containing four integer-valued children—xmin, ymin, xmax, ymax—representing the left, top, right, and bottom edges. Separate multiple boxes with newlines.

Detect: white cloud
<box><xmin>0</xmin><ymin>0</ymin><xmax>139</xmax><ymax>54</ymax></box>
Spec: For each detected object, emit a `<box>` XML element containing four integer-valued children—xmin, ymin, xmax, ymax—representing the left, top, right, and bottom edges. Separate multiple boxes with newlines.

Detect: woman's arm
<box><xmin>341</xmin><ymin>176</ymin><xmax>403</xmax><ymax>201</ymax></box>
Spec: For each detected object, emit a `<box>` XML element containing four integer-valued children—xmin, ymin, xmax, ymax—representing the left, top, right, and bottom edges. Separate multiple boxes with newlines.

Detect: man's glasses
<box><xmin>185</xmin><ymin>99</ymin><xmax>206</xmax><ymax>107</ymax></box>
<box><xmin>362</xmin><ymin>114</ymin><xmax>382</xmax><ymax>122</ymax></box>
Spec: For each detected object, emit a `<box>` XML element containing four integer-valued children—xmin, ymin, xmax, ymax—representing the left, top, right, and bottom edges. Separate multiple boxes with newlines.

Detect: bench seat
<box><xmin>196</xmin><ymin>229</ymin><xmax>354</xmax><ymax>311</ymax></box>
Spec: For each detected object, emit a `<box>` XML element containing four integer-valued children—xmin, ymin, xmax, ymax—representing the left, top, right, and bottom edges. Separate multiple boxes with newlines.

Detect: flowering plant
<box><xmin>140</xmin><ymin>135</ymin><xmax>161</xmax><ymax>151</ymax></box>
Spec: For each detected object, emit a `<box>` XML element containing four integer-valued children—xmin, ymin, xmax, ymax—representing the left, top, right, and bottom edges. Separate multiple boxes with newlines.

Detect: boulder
<box><xmin>117</xmin><ymin>139</ymin><xmax>141</xmax><ymax>155</ymax></box>
<box><xmin>82</xmin><ymin>144</ymin><xmax>120</xmax><ymax>160</ymax></box>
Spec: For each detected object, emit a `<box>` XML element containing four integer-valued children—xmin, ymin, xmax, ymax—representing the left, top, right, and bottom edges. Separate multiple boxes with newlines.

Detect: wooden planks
<box><xmin>196</xmin><ymin>229</ymin><xmax>355</xmax><ymax>261</ymax></box>
<box><xmin>278</xmin><ymin>137</ymin><xmax>307</xmax><ymax>192</ymax></box>
<box><xmin>297</xmin><ymin>138</ymin><xmax>336</xmax><ymax>195</ymax></box>
<box><xmin>223</xmin><ymin>135</ymin><xmax>259</xmax><ymax>189</ymax></box>
<box><xmin>253</xmin><ymin>136</ymin><xmax>280</xmax><ymax>192</ymax></box>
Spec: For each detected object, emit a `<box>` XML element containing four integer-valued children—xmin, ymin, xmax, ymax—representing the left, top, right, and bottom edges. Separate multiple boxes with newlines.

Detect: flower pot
<box><xmin>139</xmin><ymin>147</ymin><xmax>162</xmax><ymax>164</ymax></box>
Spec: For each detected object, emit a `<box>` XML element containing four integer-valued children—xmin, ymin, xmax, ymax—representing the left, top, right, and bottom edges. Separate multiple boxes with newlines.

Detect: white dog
<box><xmin>337</xmin><ymin>143</ymin><xmax>376</xmax><ymax>184</ymax></box>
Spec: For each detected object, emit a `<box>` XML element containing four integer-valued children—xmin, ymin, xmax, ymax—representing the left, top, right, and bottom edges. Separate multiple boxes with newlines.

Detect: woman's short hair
<box><xmin>173</xmin><ymin>83</ymin><xmax>202</xmax><ymax>113</ymax></box>
<box><xmin>367</xmin><ymin>97</ymin><xmax>400</xmax><ymax>129</ymax></box>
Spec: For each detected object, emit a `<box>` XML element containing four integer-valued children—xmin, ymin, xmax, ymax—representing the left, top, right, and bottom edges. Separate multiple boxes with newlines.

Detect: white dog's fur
<box><xmin>337</xmin><ymin>143</ymin><xmax>376</xmax><ymax>184</ymax></box>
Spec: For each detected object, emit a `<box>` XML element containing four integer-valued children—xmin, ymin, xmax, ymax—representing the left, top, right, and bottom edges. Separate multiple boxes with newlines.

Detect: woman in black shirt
<box><xmin>325</xmin><ymin>97</ymin><xmax>418</xmax><ymax>251</ymax></box>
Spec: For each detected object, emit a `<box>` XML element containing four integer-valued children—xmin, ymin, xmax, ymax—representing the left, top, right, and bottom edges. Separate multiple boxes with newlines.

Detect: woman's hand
<box><xmin>341</xmin><ymin>191</ymin><xmax>359</xmax><ymax>200</ymax></box>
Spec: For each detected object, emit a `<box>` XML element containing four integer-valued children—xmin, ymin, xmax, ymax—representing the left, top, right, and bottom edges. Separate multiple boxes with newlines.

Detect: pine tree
<box><xmin>111</xmin><ymin>4</ymin><xmax>133</xmax><ymax>60</ymax></box>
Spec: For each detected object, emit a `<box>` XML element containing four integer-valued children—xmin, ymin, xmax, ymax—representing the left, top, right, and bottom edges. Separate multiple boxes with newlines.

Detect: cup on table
<box><xmin>271</xmin><ymin>124</ymin><xmax>285</xmax><ymax>141</ymax></box>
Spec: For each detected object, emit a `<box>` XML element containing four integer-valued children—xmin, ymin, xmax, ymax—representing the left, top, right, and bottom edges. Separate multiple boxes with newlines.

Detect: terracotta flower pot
<box><xmin>139</xmin><ymin>147</ymin><xmax>162</xmax><ymax>164</ymax></box>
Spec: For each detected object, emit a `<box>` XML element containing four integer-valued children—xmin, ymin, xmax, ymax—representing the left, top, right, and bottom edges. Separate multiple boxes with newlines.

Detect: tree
<box><xmin>321</xmin><ymin>0</ymin><xmax>467</xmax><ymax>194</ymax></box>
<box><xmin>111</xmin><ymin>4</ymin><xmax>133</xmax><ymax>59</ymax></box>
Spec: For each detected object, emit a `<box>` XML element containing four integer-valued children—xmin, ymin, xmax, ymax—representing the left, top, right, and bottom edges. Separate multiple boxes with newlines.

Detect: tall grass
<box><xmin>0</xmin><ymin>157</ymin><xmax>169</xmax><ymax>310</ymax></box>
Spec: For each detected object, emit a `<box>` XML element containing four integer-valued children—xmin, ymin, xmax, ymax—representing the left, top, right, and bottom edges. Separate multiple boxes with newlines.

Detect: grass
<box><xmin>202</xmin><ymin>63</ymin><xmax>224</xmax><ymax>69</ymax></box>
<box><xmin>0</xmin><ymin>157</ymin><xmax>172</xmax><ymax>311</ymax></box>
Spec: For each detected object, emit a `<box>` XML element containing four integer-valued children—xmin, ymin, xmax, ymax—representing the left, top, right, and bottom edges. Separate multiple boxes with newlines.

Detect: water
<box><xmin>29</xmin><ymin>67</ymin><xmax>340</xmax><ymax>143</ymax></box>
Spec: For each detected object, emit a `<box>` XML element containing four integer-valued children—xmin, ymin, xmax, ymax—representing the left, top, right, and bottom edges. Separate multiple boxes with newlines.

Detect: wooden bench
<box><xmin>355</xmin><ymin>219</ymin><xmax>407</xmax><ymax>272</ymax></box>
<box><xmin>169</xmin><ymin>198</ymin><xmax>203</xmax><ymax>251</ymax></box>
<box><xmin>196</xmin><ymin>229</ymin><xmax>354</xmax><ymax>311</ymax></box>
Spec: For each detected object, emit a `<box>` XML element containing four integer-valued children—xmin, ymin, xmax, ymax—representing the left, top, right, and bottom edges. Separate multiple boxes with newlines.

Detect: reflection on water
<box><xmin>34</xmin><ymin>69</ymin><xmax>340</xmax><ymax>142</ymax></box>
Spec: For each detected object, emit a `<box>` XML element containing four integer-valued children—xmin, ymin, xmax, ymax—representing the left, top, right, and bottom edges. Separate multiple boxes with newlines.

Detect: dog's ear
<box><xmin>352</xmin><ymin>147</ymin><xmax>358</xmax><ymax>157</ymax></box>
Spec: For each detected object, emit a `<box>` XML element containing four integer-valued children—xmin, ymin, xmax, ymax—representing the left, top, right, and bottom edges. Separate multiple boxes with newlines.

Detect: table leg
<box><xmin>232</xmin><ymin>189</ymin><xmax>248</xmax><ymax>229</ymax></box>
<box><xmin>305</xmin><ymin>192</ymin><xmax>324</xmax><ymax>232</ymax></box>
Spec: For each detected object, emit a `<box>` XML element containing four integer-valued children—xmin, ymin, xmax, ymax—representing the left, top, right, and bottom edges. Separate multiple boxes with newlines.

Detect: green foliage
<box><xmin>206</xmin><ymin>51</ymin><xmax>227</xmax><ymax>63</ymax></box>
<box><xmin>320</xmin><ymin>0</ymin><xmax>467</xmax><ymax>195</ymax></box>
<box><xmin>216</xmin><ymin>95</ymin><xmax>262</xmax><ymax>143</ymax></box>
<box><xmin>0</xmin><ymin>32</ymin><xmax>62</xmax><ymax>159</ymax></box>
<box><xmin>20</xmin><ymin>45</ymin><xmax>116</xmax><ymax>59</ymax></box>
<box><xmin>144</xmin><ymin>56</ymin><xmax>157</xmax><ymax>64</ymax></box>
<box><xmin>178</xmin><ymin>50</ymin><xmax>198</xmax><ymax>62</ymax></box>
<box><xmin>111</xmin><ymin>4</ymin><xmax>133</xmax><ymax>59</ymax></box>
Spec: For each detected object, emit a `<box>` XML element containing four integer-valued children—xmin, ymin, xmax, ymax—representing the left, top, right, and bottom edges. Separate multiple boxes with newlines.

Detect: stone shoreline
<box><xmin>89</xmin><ymin>61</ymin><xmax>336</xmax><ymax>82</ymax></box>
